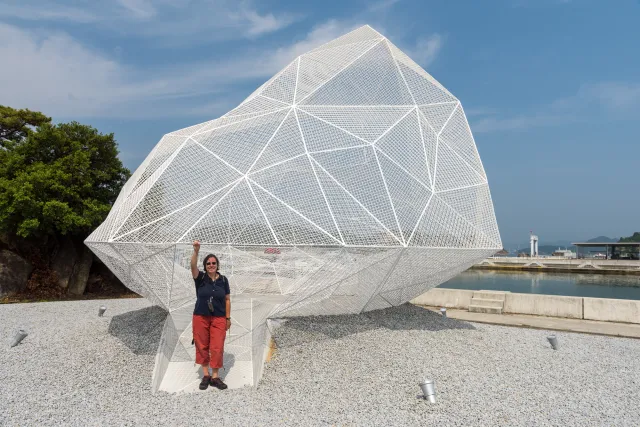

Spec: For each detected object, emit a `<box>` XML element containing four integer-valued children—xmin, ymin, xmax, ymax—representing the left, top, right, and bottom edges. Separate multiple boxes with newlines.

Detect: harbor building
<box><xmin>573</xmin><ymin>242</ymin><xmax>640</xmax><ymax>260</ymax></box>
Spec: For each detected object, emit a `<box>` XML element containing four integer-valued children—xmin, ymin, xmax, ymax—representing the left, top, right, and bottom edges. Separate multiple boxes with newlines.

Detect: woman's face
<box><xmin>205</xmin><ymin>257</ymin><xmax>218</xmax><ymax>274</ymax></box>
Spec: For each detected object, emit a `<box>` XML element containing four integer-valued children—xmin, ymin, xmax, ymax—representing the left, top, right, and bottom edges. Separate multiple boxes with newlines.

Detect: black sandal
<box><xmin>209</xmin><ymin>377</ymin><xmax>228</xmax><ymax>390</ymax></box>
<box><xmin>199</xmin><ymin>375</ymin><xmax>211</xmax><ymax>390</ymax></box>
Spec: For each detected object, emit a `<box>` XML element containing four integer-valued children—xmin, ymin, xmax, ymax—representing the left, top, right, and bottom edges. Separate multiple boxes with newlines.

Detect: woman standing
<box><xmin>191</xmin><ymin>240</ymin><xmax>231</xmax><ymax>390</ymax></box>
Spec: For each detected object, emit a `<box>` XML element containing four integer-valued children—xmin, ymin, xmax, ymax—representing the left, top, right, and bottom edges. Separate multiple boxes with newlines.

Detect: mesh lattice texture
<box><xmin>86</xmin><ymin>25</ymin><xmax>501</xmax><ymax>390</ymax></box>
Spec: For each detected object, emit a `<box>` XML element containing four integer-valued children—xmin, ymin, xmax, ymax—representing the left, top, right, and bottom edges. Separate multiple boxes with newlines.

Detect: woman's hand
<box><xmin>190</xmin><ymin>240</ymin><xmax>200</xmax><ymax>279</ymax></box>
<box><xmin>226</xmin><ymin>319</ymin><xmax>231</xmax><ymax>331</ymax></box>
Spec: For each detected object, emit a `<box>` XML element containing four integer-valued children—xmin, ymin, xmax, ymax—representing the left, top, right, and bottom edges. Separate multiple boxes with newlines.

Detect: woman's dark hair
<box><xmin>203</xmin><ymin>254</ymin><xmax>220</xmax><ymax>272</ymax></box>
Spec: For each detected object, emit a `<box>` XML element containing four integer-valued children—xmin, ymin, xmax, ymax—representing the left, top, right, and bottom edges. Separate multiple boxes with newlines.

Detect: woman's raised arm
<box><xmin>191</xmin><ymin>240</ymin><xmax>200</xmax><ymax>279</ymax></box>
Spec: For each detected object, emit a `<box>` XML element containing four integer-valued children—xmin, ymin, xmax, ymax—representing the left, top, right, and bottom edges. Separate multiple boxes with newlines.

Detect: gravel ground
<box><xmin>1</xmin><ymin>299</ymin><xmax>639</xmax><ymax>426</ymax></box>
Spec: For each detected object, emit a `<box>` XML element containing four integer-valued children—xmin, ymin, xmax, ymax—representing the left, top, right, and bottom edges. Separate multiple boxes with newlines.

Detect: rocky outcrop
<box><xmin>51</xmin><ymin>238</ymin><xmax>78</xmax><ymax>289</ymax></box>
<box><xmin>68</xmin><ymin>247</ymin><xmax>93</xmax><ymax>296</ymax></box>
<box><xmin>0</xmin><ymin>250</ymin><xmax>33</xmax><ymax>297</ymax></box>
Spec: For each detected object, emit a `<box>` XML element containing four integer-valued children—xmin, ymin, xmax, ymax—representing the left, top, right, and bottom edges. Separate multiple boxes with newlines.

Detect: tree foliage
<box><xmin>619</xmin><ymin>232</ymin><xmax>640</xmax><ymax>243</ymax></box>
<box><xmin>0</xmin><ymin>105</ymin><xmax>130</xmax><ymax>240</ymax></box>
<box><xmin>0</xmin><ymin>106</ymin><xmax>50</xmax><ymax>147</ymax></box>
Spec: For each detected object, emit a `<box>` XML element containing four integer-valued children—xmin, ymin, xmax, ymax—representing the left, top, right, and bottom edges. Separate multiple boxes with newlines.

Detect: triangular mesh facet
<box><xmin>249</xmin><ymin>155</ymin><xmax>342</xmax><ymax>242</ymax></box>
<box><xmin>302</xmin><ymin>41</ymin><xmax>413</xmax><ymax>106</ymax></box>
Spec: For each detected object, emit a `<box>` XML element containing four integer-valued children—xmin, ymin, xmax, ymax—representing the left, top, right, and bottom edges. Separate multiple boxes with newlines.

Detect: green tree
<box><xmin>0</xmin><ymin>106</ymin><xmax>130</xmax><ymax>240</ymax></box>
<box><xmin>0</xmin><ymin>106</ymin><xmax>50</xmax><ymax>147</ymax></box>
<box><xmin>619</xmin><ymin>232</ymin><xmax>640</xmax><ymax>243</ymax></box>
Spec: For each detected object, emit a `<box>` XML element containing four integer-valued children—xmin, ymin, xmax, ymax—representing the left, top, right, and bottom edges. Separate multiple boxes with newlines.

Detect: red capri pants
<box><xmin>193</xmin><ymin>315</ymin><xmax>226</xmax><ymax>368</ymax></box>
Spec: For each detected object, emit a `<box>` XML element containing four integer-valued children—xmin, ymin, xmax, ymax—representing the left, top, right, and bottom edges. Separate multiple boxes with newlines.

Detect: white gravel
<box><xmin>1</xmin><ymin>298</ymin><xmax>639</xmax><ymax>426</ymax></box>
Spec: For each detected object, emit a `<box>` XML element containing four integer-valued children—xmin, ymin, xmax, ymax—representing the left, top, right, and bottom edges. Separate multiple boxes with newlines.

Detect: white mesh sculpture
<box><xmin>86</xmin><ymin>25</ymin><xmax>501</xmax><ymax>392</ymax></box>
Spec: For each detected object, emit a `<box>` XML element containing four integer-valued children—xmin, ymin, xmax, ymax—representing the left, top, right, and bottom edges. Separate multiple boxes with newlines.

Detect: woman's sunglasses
<box><xmin>206</xmin><ymin>261</ymin><xmax>217</xmax><ymax>266</ymax></box>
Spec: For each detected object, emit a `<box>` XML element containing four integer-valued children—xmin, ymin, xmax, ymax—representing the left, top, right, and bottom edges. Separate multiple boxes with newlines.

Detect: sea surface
<box><xmin>439</xmin><ymin>269</ymin><xmax>640</xmax><ymax>300</ymax></box>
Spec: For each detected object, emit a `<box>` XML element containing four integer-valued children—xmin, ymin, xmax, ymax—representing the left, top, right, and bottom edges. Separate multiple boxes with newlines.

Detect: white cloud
<box><xmin>553</xmin><ymin>82</ymin><xmax>640</xmax><ymax>111</ymax></box>
<box><xmin>0</xmin><ymin>23</ymin><xmax>125</xmax><ymax>117</ymax></box>
<box><xmin>0</xmin><ymin>0</ymin><xmax>444</xmax><ymax>120</ymax></box>
<box><xmin>116</xmin><ymin>0</ymin><xmax>157</xmax><ymax>20</ymax></box>
<box><xmin>367</xmin><ymin>0</ymin><xmax>402</xmax><ymax>12</ymax></box>
<box><xmin>0</xmin><ymin>3</ymin><xmax>97</xmax><ymax>23</ymax></box>
<box><xmin>471</xmin><ymin>82</ymin><xmax>640</xmax><ymax>133</ymax></box>
<box><xmin>464</xmin><ymin>107</ymin><xmax>500</xmax><ymax>117</ymax></box>
<box><xmin>0</xmin><ymin>22</ymin><xmax>235</xmax><ymax>118</ymax></box>
<box><xmin>405</xmin><ymin>34</ymin><xmax>443</xmax><ymax>68</ymax></box>
<box><xmin>240</xmin><ymin>8</ymin><xmax>298</xmax><ymax>37</ymax></box>
<box><xmin>0</xmin><ymin>0</ymin><xmax>299</xmax><ymax>42</ymax></box>
<box><xmin>269</xmin><ymin>20</ymin><xmax>364</xmax><ymax>66</ymax></box>
<box><xmin>0</xmin><ymin>19</ymin><xmax>363</xmax><ymax>119</ymax></box>
<box><xmin>471</xmin><ymin>113</ymin><xmax>569</xmax><ymax>133</ymax></box>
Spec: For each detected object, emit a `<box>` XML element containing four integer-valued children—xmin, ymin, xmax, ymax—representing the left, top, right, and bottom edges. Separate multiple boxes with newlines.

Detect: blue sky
<box><xmin>2</xmin><ymin>0</ymin><xmax>639</xmax><ymax>248</ymax></box>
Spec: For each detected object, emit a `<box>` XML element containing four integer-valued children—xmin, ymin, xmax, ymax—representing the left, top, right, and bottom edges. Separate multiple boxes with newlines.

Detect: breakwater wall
<box><xmin>472</xmin><ymin>257</ymin><xmax>640</xmax><ymax>275</ymax></box>
<box><xmin>411</xmin><ymin>288</ymin><xmax>640</xmax><ymax>324</ymax></box>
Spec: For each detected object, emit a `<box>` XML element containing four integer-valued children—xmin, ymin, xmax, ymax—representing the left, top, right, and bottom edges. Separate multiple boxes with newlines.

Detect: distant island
<box><xmin>587</xmin><ymin>236</ymin><xmax>618</xmax><ymax>243</ymax></box>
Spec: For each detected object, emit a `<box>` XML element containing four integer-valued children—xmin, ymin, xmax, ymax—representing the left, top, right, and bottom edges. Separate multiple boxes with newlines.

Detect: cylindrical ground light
<box><xmin>419</xmin><ymin>379</ymin><xmax>436</xmax><ymax>403</ymax></box>
<box><xmin>98</xmin><ymin>306</ymin><xmax>107</xmax><ymax>317</ymax></box>
<box><xmin>440</xmin><ymin>308</ymin><xmax>447</xmax><ymax>318</ymax></box>
<box><xmin>10</xmin><ymin>329</ymin><xmax>28</xmax><ymax>348</ymax></box>
<box><xmin>547</xmin><ymin>335</ymin><xmax>558</xmax><ymax>350</ymax></box>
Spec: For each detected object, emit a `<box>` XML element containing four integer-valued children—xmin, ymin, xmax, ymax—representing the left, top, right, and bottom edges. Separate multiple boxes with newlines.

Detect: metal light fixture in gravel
<box><xmin>419</xmin><ymin>379</ymin><xmax>436</xmax><ymax>403</ymax></box>
<box><xmin>547</xmin><ymin>335</ymin><xmax>558</xmax><ymax>350</ymax></box>
<box><xmin>10</xmin><ymin>329</ymin><xmax>28</xmax><ymax>348</ymax></box>
<box><xmin>98</xmin><ymin>306</ymin><xmax>107</xmax><ymax>317</ymax></box>
<box><xmin>440</xmin><ymin>308</ymin><xmax>447</xmax><ymax>318</ymax></box>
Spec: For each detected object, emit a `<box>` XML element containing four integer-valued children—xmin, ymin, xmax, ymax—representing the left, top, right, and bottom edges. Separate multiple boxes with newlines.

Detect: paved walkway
<box><xmin>419</xmin><ymin>306</ymin><xmax>640</xmax><ymax>339</ymax></box>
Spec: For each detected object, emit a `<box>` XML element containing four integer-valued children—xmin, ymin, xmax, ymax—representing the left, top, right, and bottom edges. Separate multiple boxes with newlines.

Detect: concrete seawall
<box><xmin>583</xmin><ymin>297</ymin><xmax>640</xmax><ymax>323</ymax></box>
<box><xmin>412</xmin><ymin>288</ymin><xmax>640</xmax><ymax>324</ymax></box>
<box><xmin>473</xmin><ymin>257</ymin><xmax>640</xmax><ymax>275</ymax></box>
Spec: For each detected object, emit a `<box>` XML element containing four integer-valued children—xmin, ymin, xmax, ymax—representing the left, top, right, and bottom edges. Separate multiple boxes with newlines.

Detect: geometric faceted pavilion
<box><xmin>86</xmin><ymin>25</ymin><xmax>501</xmax><ymax>392</ymax></box>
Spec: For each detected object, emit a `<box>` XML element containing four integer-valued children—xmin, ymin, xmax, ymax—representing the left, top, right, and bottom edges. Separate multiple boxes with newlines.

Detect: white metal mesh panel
<box><xmin>249</xmin><ymin>111</ymin><xmax>304</xmax><ymax>172</ymax></box>
<box><xmin>418</xmin><ymin>103</ymin><xmax>459</xmax><ymax>134</ymax></box>
<box><xmin>296</xmin><ymin>109</ymin><xmax>368</xmax><ymax>152</ymax></box>
<box><xmin>249</xmin><ymin>155</ymin><xmax>341</xmax><ymax>241</ymax></box>
<box><xmin>193</xmin><ymin>109</ymin><xmax>289</xmax><ymax>174</ymax></box>
<box><xmin>296</xmin><ymin>39</ymin><xmax>382</xmax><ymax>103</ymax></box>
<box><xmin>308</xmin><ymin>26</ymin><xmax>382</xmax><ymax>53</ymax></box>
<box><xmin>86</xmin><ymin>24</ymin><xmax>502</xmax><ymax>392</ymax></box>
<box><xmin>374</xmin><ymin>109</ymin><xmax>431</xmax><ymax>187</ymax></box>
<box><xmin>298</xmin><ymin>106</ymin><xmax>413</xmax><ymax>143</ymax></box>
<box><xmin>129</xmin><ymin>135</ymin><xmax>188</xmax><ymax>194</ymax></box>
<box><xmin>261</xmin><ymin>59</ymin><xmax>298</xmax><ymax>104</ymax></box>
<box><xmin>385</xmin><ymin>40</ymin><xmax>456</xmax><ymax>104</ymax></box>
<box><xmin>225</xmin><ymin>96</ymin><xmax>289</xmax><ymax>118</ymax></box>
<box><xmin>312</xmin><ymin>146</ymin><xmax>403</xmax><ymax>240</ymax></box>
<box><xmin>439</xmin><ymin>105</ymin><xmax>487</xmax><ymax>179</ymax></box>
<box><xmin>301</xmin><ymin>41</ymin><xmax>413</xmax><ymax>106</ymax></box>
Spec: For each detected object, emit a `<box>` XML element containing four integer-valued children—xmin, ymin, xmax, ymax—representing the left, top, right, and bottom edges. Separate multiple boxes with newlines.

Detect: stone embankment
<box><xmin>412</xmin><ymin>288</ymin><xmax>640</xmax><ymax>324</ymax></box>
<box><xmin>473</xmin><ymin>257</ymin><xmax>640</xmax><ymax>275</ymax></box>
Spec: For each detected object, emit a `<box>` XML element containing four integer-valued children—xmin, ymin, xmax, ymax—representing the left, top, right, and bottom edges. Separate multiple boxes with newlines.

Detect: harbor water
<box><xmin>439</xmin><ymin>269</ymin><xmax>640</xmax><ymax>301</ymax></box>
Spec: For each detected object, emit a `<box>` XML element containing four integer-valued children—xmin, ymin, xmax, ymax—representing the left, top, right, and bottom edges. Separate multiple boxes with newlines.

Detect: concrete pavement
<box><xmin>418</xmin><ymin>305</ymin><xmax>640</xmax><ymax>339</ymax></box>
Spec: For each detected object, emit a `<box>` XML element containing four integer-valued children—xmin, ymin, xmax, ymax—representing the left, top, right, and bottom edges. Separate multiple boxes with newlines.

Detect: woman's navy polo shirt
<box><xmin>193</xmin><ymin>271</ymin><xmax>230</xmax><ymax>317</ymax></box>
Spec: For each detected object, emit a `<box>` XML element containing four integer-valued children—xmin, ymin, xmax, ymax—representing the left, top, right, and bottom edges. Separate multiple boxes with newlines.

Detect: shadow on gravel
<box><xmin>108</xmin><ymin>305</ymin><xmax>168</xmax><ymax>355</ymax></box>
<box><xmin>273</xmin><ymin>304</ymin><xmax>476</xmax><ymax>348</ymax></box>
